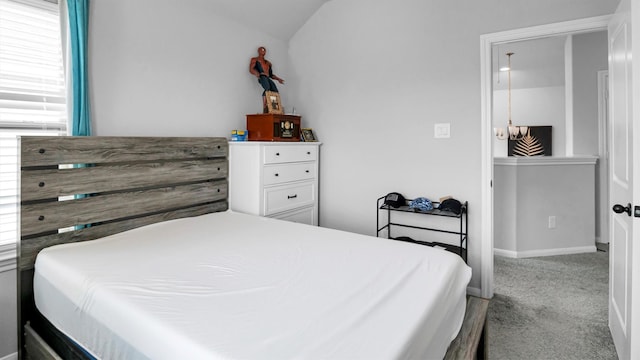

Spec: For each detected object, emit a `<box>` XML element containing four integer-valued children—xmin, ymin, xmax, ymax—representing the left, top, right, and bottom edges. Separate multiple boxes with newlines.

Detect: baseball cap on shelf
<box><xmin>409</xmin><ymin>197</ymin><xmax>433</xmax><ymax>211</ymax></box>
<box><xmin>384</xmin><ymin>192</ymin><xmax>406</xmax><ymax>208</ymax></box>
<box><xmin>439</xmin><ymin>198</ymin><xmax>462</xmax><ymax>214</ymax></box>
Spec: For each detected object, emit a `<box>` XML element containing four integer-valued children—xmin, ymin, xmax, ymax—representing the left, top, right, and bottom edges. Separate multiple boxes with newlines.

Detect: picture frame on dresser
<box><xmin>265</xmin><ymin>91</ymin><xmax>283</xmax><ymax>114</ymax></box>
<box><xmin>301</xmin><ymin>128</ymin><xmax>317</xmax><ymax>142</ymax></box>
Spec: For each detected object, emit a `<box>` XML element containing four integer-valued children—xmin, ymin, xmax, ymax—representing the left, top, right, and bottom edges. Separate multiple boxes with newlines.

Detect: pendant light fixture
<box><xmin>496</xmin><ymin>52</ymin><xmax>527</xmax><ymax>140</ymax></box>
<box><xmin>506</xmin><ymin>52</ymin><xmax>527</xmax><ymax>140</ymax></box>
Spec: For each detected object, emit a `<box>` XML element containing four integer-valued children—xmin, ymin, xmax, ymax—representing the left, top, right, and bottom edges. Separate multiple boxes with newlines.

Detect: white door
<box><xmin>608</xmin><ymin>0</ymin><xmax>636</xmax><ymax>358</ymax></box>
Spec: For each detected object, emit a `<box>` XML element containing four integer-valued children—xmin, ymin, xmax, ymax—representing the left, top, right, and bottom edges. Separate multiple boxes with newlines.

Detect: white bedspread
<box><xmin>34</xmin><ymin>210</ymin><xmax>471</xmax><ymax>360</ymax></box>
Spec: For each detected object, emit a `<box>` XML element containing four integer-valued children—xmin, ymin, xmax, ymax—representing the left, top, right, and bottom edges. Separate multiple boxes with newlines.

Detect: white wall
<box><xmin>288</xmin><ymin>0</ymin><xmax>616</xmax><ymax>291</ymax></box>
<box><xmin>573</xmin><ymin>31</ymin><xmax>608</xmax><ymax>155</ymax></box>
<box><xmin>494</xmin><ymin>158</ymin><xmax>597</xmax><ymax>257</ymax></box>
<box><xmin>572</xmin><ymin>31</ymin><xmax>609</xmax><ymax>242</ymax></box>
<box><xmin>89</xmin><ymin>0</ymin><xmax>290</xmax><ymax>136</ymax></box>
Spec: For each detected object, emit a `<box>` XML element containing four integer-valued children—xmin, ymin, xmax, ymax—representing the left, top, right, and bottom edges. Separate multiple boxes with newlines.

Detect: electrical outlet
<box><xmin>548</xmin><ymin>216</ymin><xmax>556</xmax><ymax>229</ymax></box>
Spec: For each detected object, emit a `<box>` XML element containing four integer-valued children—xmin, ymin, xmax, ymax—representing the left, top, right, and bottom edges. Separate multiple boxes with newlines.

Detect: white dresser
<box><xmin>228</xmin><ymin>141</ymin><xmax>321</xmax><ymax>225</ymax></box>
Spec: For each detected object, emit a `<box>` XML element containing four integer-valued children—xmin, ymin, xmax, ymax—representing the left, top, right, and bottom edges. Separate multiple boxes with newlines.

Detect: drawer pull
<box><xmin>288</xmin><ymin>194</ymin><xmax>298</xmax><ymax>199</ymax></box>
<box><xmin>307</xmin><ymin>151</ymin><xmax>311</xmax><ymax>155</ymax></box>
<box><xmin>276</xmin><ymin>152</ymin><xmax>280</xmax><ymax>156</ymax></box>
<box><xmin>305</xmin><ymin>170</ymin><xmax>310</xmax><ymax>173</ymax></box>
<box><xmin>275</xmin><ymin>173</ymin><xmax>279</xmax><ymax>177</ymax></box>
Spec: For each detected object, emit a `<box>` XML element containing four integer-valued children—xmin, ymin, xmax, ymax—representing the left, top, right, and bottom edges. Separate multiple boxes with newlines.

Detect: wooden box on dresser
<box><xmin>229</xmin><ymin>141</ymin><xmax>321</xmax><ymax>225</ymax></box>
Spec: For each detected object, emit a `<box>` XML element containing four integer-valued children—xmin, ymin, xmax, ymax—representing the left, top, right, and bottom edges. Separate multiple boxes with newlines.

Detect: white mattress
<box><xmin>34</xmin><ymin>210</ymin><xmax>471</xmax><ymax>360</ymax></box>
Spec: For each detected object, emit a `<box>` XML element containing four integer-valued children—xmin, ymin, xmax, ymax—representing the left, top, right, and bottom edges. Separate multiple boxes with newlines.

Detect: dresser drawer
<box><xmin>229</xmin><ymin>141</ymin><xmax>320</xmax><ymax>225</ymax></box>
<box><xmin>264</xmin><ymin>182</ymin><xmax>315</xmax><ymax>215</ymax></box>
<box><xmin>263</xmin><ymin>163</ymin><xmax>316</xmax><ymax>185</ymax></box>
<box><xmin>270</xmin><ymin>206</ymin><xmax>316</xmax><ymax>225</ymax></box>
<box><xmin>264</xmin><ymin>145</ymin><xmax>317</xmax><ymax>164</ymax></box>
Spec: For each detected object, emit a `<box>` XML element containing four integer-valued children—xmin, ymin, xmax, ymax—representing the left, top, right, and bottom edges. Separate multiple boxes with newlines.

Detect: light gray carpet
<box><xmin>488</xmin><ymin>249</ymin><xmax>618</xmax><ymax>360</ymax></box>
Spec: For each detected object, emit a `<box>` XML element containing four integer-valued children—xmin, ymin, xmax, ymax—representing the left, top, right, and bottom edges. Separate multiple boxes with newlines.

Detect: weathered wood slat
<box><xmin>444</xmin><ymin>296</ymin><xmax>489</xmax><ymax>360</ymax></box>
<box><xmin>21</xmin><ymin>159</ymin><xmax>228</xmax><ymax>201</ymax></box>
<box><xmin>20</xmin><ymin>136</ymin><xmax>228</xmax><ymax>167</ymax></box>
<box><xmin>21</xmin><ymin>180</ymin><xmax>227</xmax><ymax>237</ymax></box>
<box><xmin>18</xmin><ymin>201</ymin><xmax>227</xmax><ymax>271</ymax></box>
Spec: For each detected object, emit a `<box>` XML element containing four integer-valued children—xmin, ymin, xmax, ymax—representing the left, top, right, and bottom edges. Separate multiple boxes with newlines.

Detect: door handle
<box><xmin>612</xmin><ymin>203</ymin><xmax>632</xmax><ymax>216</ymax></box>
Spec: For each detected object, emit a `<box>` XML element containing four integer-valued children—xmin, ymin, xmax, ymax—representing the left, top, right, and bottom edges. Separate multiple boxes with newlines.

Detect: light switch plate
<box><xmin>434</xmin><ymin>123</ymin><xmax>450</xmax><ymax>138</ymax></box>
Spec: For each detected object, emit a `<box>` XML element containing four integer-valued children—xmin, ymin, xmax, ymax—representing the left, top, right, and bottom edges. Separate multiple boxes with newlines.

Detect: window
<box><xmin>0</xmin><ymin>0</ymin><xmax>67</xmax><ymax>248</ymax></box>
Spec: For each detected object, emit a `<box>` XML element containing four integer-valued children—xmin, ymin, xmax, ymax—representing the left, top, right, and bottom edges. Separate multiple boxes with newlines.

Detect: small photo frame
<box><xmin>265</xmin><ymin>91</ymin><xmax>283</xmax><ymax>114</ymax></box>
<box><xmin>301</xmin><ymin>128</ymin><xmax>317</xmax><ymax>142</ymax></box>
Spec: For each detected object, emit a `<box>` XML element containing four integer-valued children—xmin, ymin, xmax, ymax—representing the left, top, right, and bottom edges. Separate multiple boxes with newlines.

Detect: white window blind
<box><xmin>0</xmin><ymin>0</ymin><xmax>67</xmax><ymax>247</ymax></box>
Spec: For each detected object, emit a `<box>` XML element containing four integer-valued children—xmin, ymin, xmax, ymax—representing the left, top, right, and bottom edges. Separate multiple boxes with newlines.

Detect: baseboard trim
<box><xmin>466</xmin><ymin>286</ymin><xmax>482</xmax><ymax>298</ymax></box>
<box><xmin>494</xmin><ymin>245</ymin><xmax>597</xmax><ymax>259</ymax></box>
<box><xmin>0</xmin><ymin>352</ymin><xmax>18</xmax><ymax>360</ymax></box>
<box><xmin>493</xmin><ymin>248</ymin><xmax>518</xmax><ymax>258</ymax></box>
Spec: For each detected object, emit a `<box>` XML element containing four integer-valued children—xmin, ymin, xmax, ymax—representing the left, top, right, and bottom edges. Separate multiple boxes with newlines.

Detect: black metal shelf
<box><xmin>379</xmin><ymin>203</ymin><xmax>463</xmax><ymax>217</ymax></box>
<box><xmin>376</xmin><ymin>196</ymin><xmax>468</xmax><ymax>263</ymax></box>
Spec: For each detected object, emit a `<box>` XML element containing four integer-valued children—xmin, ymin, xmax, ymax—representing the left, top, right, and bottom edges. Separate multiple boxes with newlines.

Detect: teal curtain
<box><xmin>67</xmin><ymin>0</ymin><xmax>91</xmax><ymax>136</ymax></box>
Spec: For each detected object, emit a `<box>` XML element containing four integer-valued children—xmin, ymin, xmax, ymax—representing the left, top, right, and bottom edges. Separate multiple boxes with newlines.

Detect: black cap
<box><xmin>384</xmin><ymin>192</ymin><xmax>406</xmax><ymax>208</ymax></box>
<box><xmin>439</xmin><ymin>199</ymin><xmax>462</xmax><ymax>214</ymax></box>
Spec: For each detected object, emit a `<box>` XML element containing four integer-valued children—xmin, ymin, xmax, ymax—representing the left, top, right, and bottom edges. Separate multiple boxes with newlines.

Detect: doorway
<box><xmin>479</xmin><ymin>15</ymin><xmax>611</xmax><ymax>298</ymax></box>
<box><xmin>491</xmin><ymin>32</ymin><xmax>607</xmax><ymax>257</ymax></box>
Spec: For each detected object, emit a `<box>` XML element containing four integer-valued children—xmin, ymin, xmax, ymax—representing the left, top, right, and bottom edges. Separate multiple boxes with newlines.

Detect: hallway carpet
<box><xmin>488</xmin><ymin>250</ymin><xmax>618</xmax><ymax>359</ymax></box>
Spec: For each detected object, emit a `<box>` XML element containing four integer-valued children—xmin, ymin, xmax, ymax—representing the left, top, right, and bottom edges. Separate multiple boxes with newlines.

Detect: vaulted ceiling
<box><xmin>196</xmin><ymin>0</ymin><xmax>331</xmax><ymax>41</ymax></box>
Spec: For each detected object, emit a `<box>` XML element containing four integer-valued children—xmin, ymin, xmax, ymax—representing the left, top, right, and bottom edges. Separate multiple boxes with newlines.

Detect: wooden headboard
<box><xmin>17</xmin><ymin>136</ymin><xmax>228</xmax><ymax>357</ymax></box>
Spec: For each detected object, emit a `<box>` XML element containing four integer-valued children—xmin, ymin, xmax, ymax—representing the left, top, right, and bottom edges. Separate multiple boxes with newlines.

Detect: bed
<box><xmin>17</xmin><ymin>136</ymin><xmax>485</xmax><ymax>359</ymax></box>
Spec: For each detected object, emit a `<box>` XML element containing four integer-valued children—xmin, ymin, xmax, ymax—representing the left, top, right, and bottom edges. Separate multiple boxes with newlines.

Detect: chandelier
<box><xmin>496</xmin><ymin>52</ymin><xmax>527</xmax><ymax>141</ymax></box>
